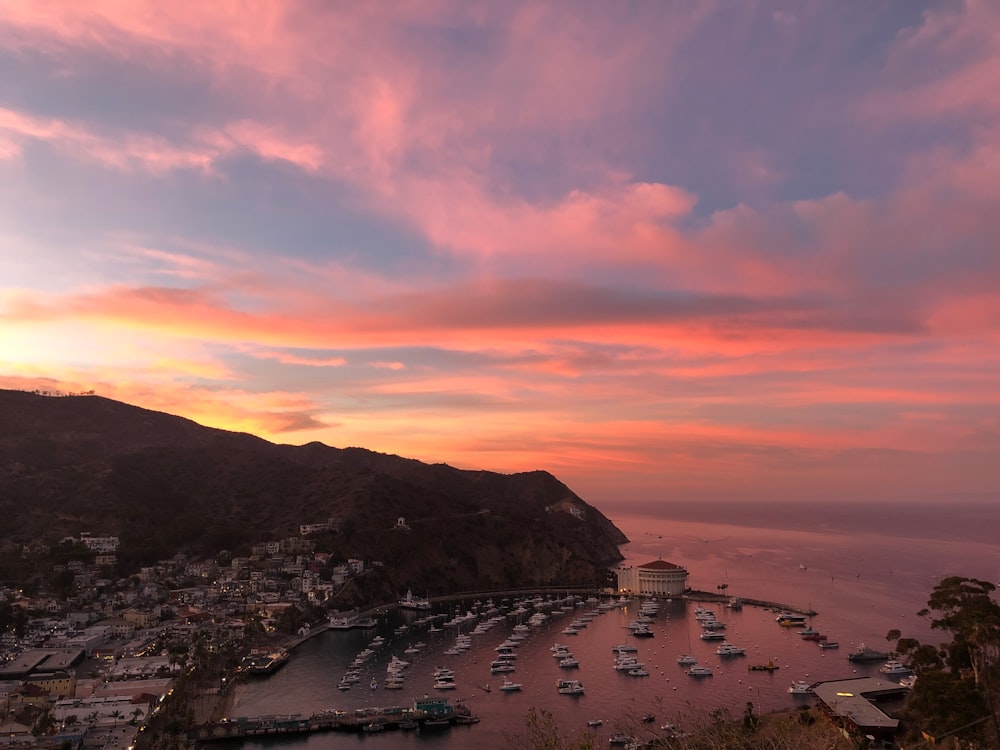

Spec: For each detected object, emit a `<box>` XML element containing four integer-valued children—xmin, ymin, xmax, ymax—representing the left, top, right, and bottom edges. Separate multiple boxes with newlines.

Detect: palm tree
<box><xmin>111</xmin><ymin>709</ymin><xmax>122</xmax><ymax>727</ymax></box>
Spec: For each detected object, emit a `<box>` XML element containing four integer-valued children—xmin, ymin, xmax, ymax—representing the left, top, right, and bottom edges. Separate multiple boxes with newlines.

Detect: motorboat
<box><xmin>880</xmin><ymin>660</ymin><xmax>912</xmax><ymax>676</ymax></box>
<box><xmin>686</xmin><ymin>665</ymin><xmax>713</xmax><ymax>677</ymax></box>
<box><xmin>788</xmin><ymin>680</ymin><xmax>812</xmax><ymax>694</ymax></box>
<box><xmin>848</xmin><ymin>643</ymin><xmax>890</xmax><ymax>662</ymax></box>
<box><xmin>499</xmin><ymin>677</ymin><xmax>522</xmax><ymax>692</ymax></box>
<box><xmin>628</xmin><ymin>667</ymin><xmax>650</xmax><ymax>677</ymax></box>
<box><xmin>558</xmin><ymin>657</ymin><xmax>580</xmax><ymax>668</ymax></box>
<box><xmin>715</xmin><ymin>642</ymin><xmax>746</xmax><ymax>656</ymax></box>
<box><xmin>676</xmin><ymin>654</ymin><xmax>698</xmax><ymax>665</ymax></box>
<box><xmin>557</xmin><ymin>679</ymin><xmax>585</xmax><ymax>694</ymax></box>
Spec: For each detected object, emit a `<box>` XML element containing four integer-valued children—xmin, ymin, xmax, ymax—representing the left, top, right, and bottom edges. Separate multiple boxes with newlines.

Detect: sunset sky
<box><xmin>2</xmin><ymin>2</ymin><xmax>999</xmax><ymax>508</ymax></box>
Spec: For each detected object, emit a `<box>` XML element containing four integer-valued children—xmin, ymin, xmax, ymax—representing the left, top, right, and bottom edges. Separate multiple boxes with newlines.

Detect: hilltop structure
<box><xmin>616</xmin><ymin>558</ymin><xmax>688</xmax><ymax>596</ymax></box>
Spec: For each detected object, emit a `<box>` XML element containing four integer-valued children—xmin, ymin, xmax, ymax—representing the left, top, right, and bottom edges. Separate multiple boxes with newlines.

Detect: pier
<box><xmin>189</xmin><ymin>698</ymin><xmax>475</xmax><ymax>742</ymax></box>
<box><xmin>684</xmin><ymin>590</ymin><xmax>817</xmax><ymax>616</ymax></box>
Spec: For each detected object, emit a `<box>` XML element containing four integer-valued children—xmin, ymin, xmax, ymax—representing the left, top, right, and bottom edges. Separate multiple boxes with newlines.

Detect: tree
<box><xmin>887</xmin><ymin>576</ymin><xmax>1000</xmax><ymax>748</ymax></box>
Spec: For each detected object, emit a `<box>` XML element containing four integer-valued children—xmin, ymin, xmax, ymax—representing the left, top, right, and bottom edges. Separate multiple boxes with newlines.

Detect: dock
<box><xmin>188</xmin><ymin>698</ymin><xmax>475</xmax><ymax>742</ymax></box>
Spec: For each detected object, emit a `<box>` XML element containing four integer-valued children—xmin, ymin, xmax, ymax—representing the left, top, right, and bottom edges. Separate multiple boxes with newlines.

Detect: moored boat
<box><xmin>847</xmin><ymin>643</ymin><xmax>890</xmax><ymax>662</ymax></box>
<box><xmin>788</xmin><ymin>680</ymin><xmax>812</xmax><ymax>694</ymax></box>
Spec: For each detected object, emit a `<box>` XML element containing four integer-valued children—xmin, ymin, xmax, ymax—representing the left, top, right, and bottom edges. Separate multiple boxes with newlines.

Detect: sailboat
<box><xmin>677</xmin><ymin>623</ymin><xmax>697</xmax><ymax>665</ymax></box>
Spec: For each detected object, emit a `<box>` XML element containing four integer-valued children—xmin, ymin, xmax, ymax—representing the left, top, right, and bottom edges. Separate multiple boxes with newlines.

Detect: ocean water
<box><xmin>211</xmin><ymin>500</ymin><xmax>1000</xmax><ymax>749</ymax></box>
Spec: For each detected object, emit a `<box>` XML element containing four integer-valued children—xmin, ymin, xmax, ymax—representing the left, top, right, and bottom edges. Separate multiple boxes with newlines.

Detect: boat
<box><xmin>399</xmin><ymin>720</ymin><xmax>418</xmax><ymax>730</ymax></box>
<box><xmin>363</xmin><ymin>721</ymin><xmax>385</xmax><ymax>733</ymax></box>
<box><xmin>455</xmin><ymin>715</ymin><xmax>480</xmax><ymax>725</ymax></box>
<box><xmin>398</xmin><ymin>587</ymin><xmax>430</xmax><ymax>608</ymax></box>
<box><xmin>587</xmin><ymin>719</ymin><xmax>603</xmax><ymax>727</ymax></box>
<box><xmin>788</xmin><ymin>680</ymin><xmax>812</xmax><ymax>694</ymax></box>
<box><xmin>676</xmin><ymin>654</ymin><xmax>698</xmax><ymax>665</ymax></box>
<box><xmin>819</xmin><ymin>641</ymin><xmax>840</xmax><ymax>649</ymax></box>
<box><xmin>715</xmin><ymin>642</ymin><xmax>746</xmax><ymax>656</ymax></box>
<box><xmin>499</xmin><ymin>677</ymin><xmax>522</xmax><ymax>692</ymax></box>
<box><xmin>434</xmin><ymin>679</ymin><xmax>457</xmax><ymax>690</ymax></box>
<box><xmin>775</xmin><ymin>612</ymin><xmax>807</xmax><ymax>624</ymax></box>
<box><xmin>558</xmin><ymin>657</ymin><xmax>580</xmax><ymax>668</ymax></box>
<box><xmin>632</xmin><ymin>624</ymin><xmax>654</xmax><ymax>638</ymax></box>
<box><xmin>798</xmin><ymin>627</ymin><xmax>820</xmax><ymax>637</ymax></box>
<box><xmin>609</xmin><ymin>734</ymin><xmax>631</xmax><ymax>746</ymax></box>
<box><xmin>628</xmin><ymin>667</ymin><xmax>650</xmax><ymax>677</ymax></box>
<box><xmin>879</xmin><ymin>660</ymin><xmax>912</xmax><ymax>675</ymax></box>
<box><xmin>687</xmin><ymin>665</ymin><xmax>713</xmax><ymax>677</ymax></box>
<box><xmin>491</xmin><ymin>663</ymin><xmax>516</xmax><ymax>674</ymax></box>
<box><xmin>899</xmin><ymin>674</ymin><xmax>917</xmax><ymax>688</ymax></box>
<box><xmin>642</xmin><ymin>713</ymin><xmax>655</xmax><ymax>723</ymax></box>
<box><xmin>802</xmin><ymin>632</ymin><xmax>828</xmax><ymax>641</ymax></box>
<box><xmin>748</xmin><ymin>661</ymin><xmax>779</xmax><ymax>671</ymax></box>
<box><xmin>847</xmin><ymin>643</ymin><xmax>890</xmax><ymax>662</ymax></box>
<box><xmin>557</xmin><ymin>679</ymin><xmax>585</xmax><ymax>694</ymax></box>
<box><xmin>699</xmin><ymin>631</ymin><xmax>725</xmax><ymax>640</ymax></box>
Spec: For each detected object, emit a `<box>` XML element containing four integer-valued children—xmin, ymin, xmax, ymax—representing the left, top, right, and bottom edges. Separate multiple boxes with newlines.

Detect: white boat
<box><xmin>499</xmin><ymin>677</ymin><xmax>522</xmax><ymax>692</ymax></box>
<box><xmin>557</xmin><ymin>679</ymin><xmax>585</xmax><ymax>695</ymax></box>
<box><xmin>899</xmin><ymin>674</ymin><xmax>917</xmax><ymax>688</ymax></box>
<box><xmin>880</xmin><ymin>660</ymin><xmax>912</xmax><ymax>676</ymax></box>
<box><xmin>587</xmin><ymin>719</ymin><xmax>603</xmax><ymax>727</ymax></box>
<box><xmin>433</xmin><ymin>679</ymin><xmax>457</xmax><ymax>690</ymax></box>
<box><xmin>687</xmin><ymin>665</ymin><xmax>713</xmax><ymax>677</ymax></box>
<box><xmin>715</xmin><ymin>642</ymin><xmax>746</xmax><ymax>656</ymax></box>
<box><xmin>699</xmin><ymin>631</ymin><xmax>725</xmax><ymax>640</ymax></box>
<box><xmin>399</xmin><ymin>590</ymin><xmax>432</xmax><ymax>610</ymax></box>
<box><xmin>559</xmin><ymin>657</ymin><xmax>580</xmax><ymax>668</ymax></box>
<box><xmin>611</xmin><ymin>643</ymin><xmax>638</xmax><ymax>653</ymax></box>
<box><xmin>788</xmin><ymin>680</ymin><xmax>812</xmax><ymax>694</ymax></box>
<box><xmin>628</xmin><ymin>667</ymin><xmax>650</xmax><ymax>677</ymax></box>
<box><xmin>491</xmin><ymin>663</ymin><xmax>516</xmax><ymax>674</ymax></box>
<box><xmin>676</xmin><ymin>654</ymin><xmax>698</xmax><ymax>665</ymax></box>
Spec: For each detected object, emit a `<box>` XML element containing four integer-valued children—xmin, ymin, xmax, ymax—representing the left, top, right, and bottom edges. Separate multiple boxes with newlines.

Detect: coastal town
<box><xmin>0</xmin><ymin>519</ymin><xmax>707</xmax><ymax>748</ymax></box>
<box><xmin>0</xmin><ymin>521</ymin><xmax>401</xmax><ymax>748</ymax></box>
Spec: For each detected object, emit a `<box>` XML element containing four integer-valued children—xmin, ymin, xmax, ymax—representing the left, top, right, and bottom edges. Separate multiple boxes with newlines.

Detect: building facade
<box><xmin>617</xmin><ymin>558</ymin><xmax>688</xmax><ymax>596</ymax></box>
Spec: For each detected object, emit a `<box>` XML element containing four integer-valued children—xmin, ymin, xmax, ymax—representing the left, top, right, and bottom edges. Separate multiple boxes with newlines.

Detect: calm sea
<box><xmin>211</xmin><ymin>500</ymin><xmax>1000</xmax><ymax>749</ymax></box>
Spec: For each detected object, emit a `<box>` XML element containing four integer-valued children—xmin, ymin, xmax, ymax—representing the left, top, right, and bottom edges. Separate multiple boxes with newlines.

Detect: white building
<box><xmin>617</xmin><ymin>558</ymin><xmax>688</xmax><ymax>596</ymax></box>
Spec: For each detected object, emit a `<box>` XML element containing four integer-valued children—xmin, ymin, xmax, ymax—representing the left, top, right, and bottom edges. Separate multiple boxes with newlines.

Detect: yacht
<box><xmin>498</xmin><ymin>677</ymin><xmax>522</xmax><ymax>692</ymax></box>
<box><xmin>686</xmin><ymin>665</ymin><xmax>713</xmax><ymax>677</ymax></box>
<box><xmin>611</xmin><ymin>643</ymin><xmax>638</xmax><ymax>653</ymax></box>
<box><xmin>433</xmin><ymin>678</ymin><xmax>457</xmax><ymax>690</ymax></box>
<box><xmin>676</xmin><ymin>654</ymin><xmax>698</xmax><ymax>665</ymax></box>
<box><xmin>880</xmin><ymin>660</ymin><xmax>912</xmax><ymax>676</ymax></box>
<box><xmin>715</xmin><ymin>642</ymin><xmax>746</xmax><ymax>656</ymax></box>
<box><xmin>700</xmin><ymin>631</ymin><xmax>725</xmax><ymax>640</ymax></box>
<box><xmin>558</xmin><ymin>656</ymin><xmax>580</xmax><ymax>669</ymax></box>
<box><xmin>788</xmin><ymin>680</ymin><xmax>813</xmax><ymax>694</ymax></box>
<box><xmin>557</xmin><ymin>679</ymin><xmax>585</xmax><ymax>695</ymax></box>
<box><xmin>628</xmin><ymin>667</ymin><xmax>650</xmax><ymax>677</ymax></box>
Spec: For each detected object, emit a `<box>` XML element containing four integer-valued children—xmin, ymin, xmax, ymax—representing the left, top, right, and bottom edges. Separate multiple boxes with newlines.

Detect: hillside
<box><xmin>0</xmin><ymin>390</ymin><xmax>627</xmax><ymax>596</ymax></box>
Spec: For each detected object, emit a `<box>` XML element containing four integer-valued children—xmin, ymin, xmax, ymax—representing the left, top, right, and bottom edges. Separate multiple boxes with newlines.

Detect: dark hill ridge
<box><xmin>0</xmin><ymin>389</ymin><xmax>627</xmax><ymax>595</ymax></box>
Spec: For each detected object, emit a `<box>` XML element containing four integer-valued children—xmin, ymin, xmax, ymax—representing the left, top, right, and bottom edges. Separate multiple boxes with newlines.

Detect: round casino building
<box><xmin>616</xmin><ymin>558</ymin><xmax>688</xmax><ymax>597</ymax></box>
